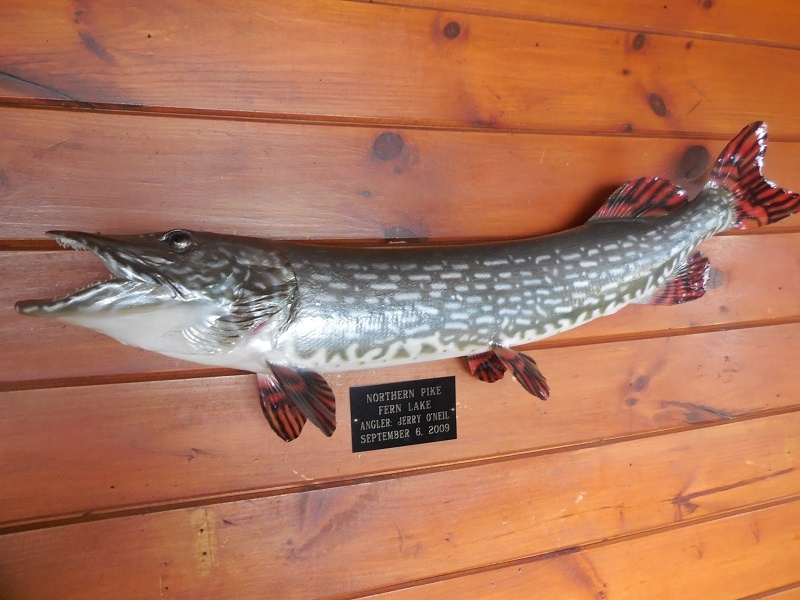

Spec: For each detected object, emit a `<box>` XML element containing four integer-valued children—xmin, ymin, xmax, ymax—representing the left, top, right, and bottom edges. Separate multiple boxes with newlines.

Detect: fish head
<box><xmin>16</xmin><ymin>229</ymin><xmax>297</xmax><ymax>359</ymax></box>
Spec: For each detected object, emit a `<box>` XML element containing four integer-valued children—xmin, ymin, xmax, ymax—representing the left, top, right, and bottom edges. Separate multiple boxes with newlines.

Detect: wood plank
<box><xmin>3</xmin><ymin>109</ymin><xmax>800</xmax><ymax>243</ymax></box>
<box><xmin>2</xmin><ymin>1</ymin><xmax>800</xmax><ymax>134</ymax></box>
<box><xmin>4</xmin><ymin>233</ymin><xmax>798</xmax><ymax>384</ymax></box>
<box><xmin>386</xmin><ymin>0</ymin><xmax>800</xmax><ymax>49</ymax></box>
<box><xmin>361</xmin><ymin>500</ymin><xmax>800</xmax><ymax>600</ymax></box>
<box><xmin>1</xmin><ymin>412</ymin><xmax>798</xmax><ymax>598</ymax></box>
<box><xmin>3</xmin><ymin>323</ymin><xmax>799</xmax><ymax>527</ymax></box>
<box><xmin>754</xmin><ymin>586</ymin><xmax>800</xmax><ymax>600</ymax></box>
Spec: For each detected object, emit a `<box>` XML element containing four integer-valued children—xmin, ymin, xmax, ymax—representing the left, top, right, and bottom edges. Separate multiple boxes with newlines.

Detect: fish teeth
<box><xmin>53</xmin><ymin>237</ymin><xmax>88</xmax><ymax>251</ymax></box>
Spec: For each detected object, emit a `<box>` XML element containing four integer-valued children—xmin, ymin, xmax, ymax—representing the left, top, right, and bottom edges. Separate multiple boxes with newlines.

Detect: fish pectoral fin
<box><xmin>492</xmin><ymin>346</ymin><xmax>550</xmax><ymax>400</ymax></box>
<box><xmin>590</xmin><ymin>177</ymin><xmax>689</xmax><ymax>221</ymax></box>
<box><xmin>257</xmin><ymin>372</ymin><xmax>307</xmax><ymax>441</ymax></box>
<box><xmin>187</xmin><ymin>282</ymin><xmax>296</xmax><ymax>352</ymax></box>
<box><xmin>635</xmin><ymin>251</ymin><xmax>711</xmax><ymax>306</ymax></box>
<box><xmin>268</xmin><ymin>364</ymin><xmax>337</xmax><ymax>437</ymax></box>
<box><xmin>467</xmin><ymin>350</ymin><xmax>508</xmax><ymax>383</ymax></box>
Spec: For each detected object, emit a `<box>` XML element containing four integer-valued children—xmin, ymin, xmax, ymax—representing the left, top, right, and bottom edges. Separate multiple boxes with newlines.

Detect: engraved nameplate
<box><xmin>350</xmin><ymin>376</ymin><xmax>457</xmax><ymax>452</ymax></box>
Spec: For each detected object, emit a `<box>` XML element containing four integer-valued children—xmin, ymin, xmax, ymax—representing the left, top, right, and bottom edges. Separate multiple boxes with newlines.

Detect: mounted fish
<box><xmin>16</xmin><ymin>122</ymin><xmax>800</xmax><ymax>442</ymax></box>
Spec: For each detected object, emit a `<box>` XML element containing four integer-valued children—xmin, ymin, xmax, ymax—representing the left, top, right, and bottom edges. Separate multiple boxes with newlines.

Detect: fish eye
<box><xmin>163</xmin><ymin>229</ymin><xmax>193</xmax><ymax>251</ymax></box>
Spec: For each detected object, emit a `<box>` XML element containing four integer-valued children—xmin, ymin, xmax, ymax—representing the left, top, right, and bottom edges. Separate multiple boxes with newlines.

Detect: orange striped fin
<box><xmin>709</xmin><ymin>121</ymin><xmax>800</xmax><ymax>229</ymax></box>
<box><xmin>270</xmin><ymin>365</ymin><xmax>336</xmax><ymax>437</ymax></box>
<box><xmin>257</xmin><ymin>372</ymin><xmax>307</xmax><ymax>442</ymax></box>
<box><xmin>590</xmin><ymin>177</ymin><xmax>689</xmax><ymax>221</ymax></box>
<box><xmin>492</xmin><ymin>346</ymin><xmax>550</xmax><ymax>401</ymax></box>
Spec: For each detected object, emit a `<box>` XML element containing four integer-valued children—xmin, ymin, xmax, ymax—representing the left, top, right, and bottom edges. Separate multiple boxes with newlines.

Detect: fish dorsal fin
<box><xmin>635</xmin><ymin>251</ymin><xmax>711</xmax><ymax>306</ymax></box>
<box><xmin>590</xmin><ymin>177</ymin><xmax>689</xmax><ymax>221</ymax></box>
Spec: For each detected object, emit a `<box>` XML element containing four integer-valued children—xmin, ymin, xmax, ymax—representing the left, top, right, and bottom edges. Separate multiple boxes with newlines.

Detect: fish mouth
<box><xmin>16</xmin><ymin>230</ymin><xmax>176</xmax><ymax>317</ymax></box>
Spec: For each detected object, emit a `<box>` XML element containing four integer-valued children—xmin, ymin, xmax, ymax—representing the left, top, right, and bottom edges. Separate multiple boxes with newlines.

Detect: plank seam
<box><xmin>740</xmin><ymin>581</ymin><xmax>800</xmax><ymax>600</ymax></box>
<box><xmin>4</xmin><ymin>99</ymin><xmax>800</xmax><ymax>143</ymax></box>
<box><xmin>524</xmin><ymin>315</ymin><xmax>800</xmax><ymax>352</ymax></box>
<box><xmin>3</xmin><ymin>402</ymin><xmax>800</xmax><ymax>535</ymax></box>
<box><xmin>348</xmin><ymin>0</ymin><xmax>800</xmax><ymax>52</ymax></box>
<box><xmin>340</xmin><ymin>493</ymin><xmax>800</xmax><ymax>600</ymax></box>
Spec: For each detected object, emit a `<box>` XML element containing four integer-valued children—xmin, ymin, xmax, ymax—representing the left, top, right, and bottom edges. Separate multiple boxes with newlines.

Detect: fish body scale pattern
<box><xmin>276</xmin><ymin>189</ymin><xmax>733</xmax><ymax>371</ymax></box>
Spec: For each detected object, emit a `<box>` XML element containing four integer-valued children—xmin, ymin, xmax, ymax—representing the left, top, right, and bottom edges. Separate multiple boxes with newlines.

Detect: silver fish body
<box><xmin>16</xmin><ymin>122</ymin><xmax>800</xmax><ymax>441</ymax></box>
<box><xmin>275</xmin><ymin>186</ymin><xmax>732</xmax><ymax>371</ymax></box>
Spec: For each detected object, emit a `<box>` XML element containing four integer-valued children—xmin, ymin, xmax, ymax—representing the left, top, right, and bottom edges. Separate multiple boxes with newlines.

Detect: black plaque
<box><xmin>350</xmin><ymin>376</ymin><xmax>457</xmax><ymax>452</ymax></box>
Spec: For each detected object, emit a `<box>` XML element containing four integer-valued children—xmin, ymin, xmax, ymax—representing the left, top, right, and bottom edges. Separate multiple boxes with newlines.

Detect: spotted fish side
<box><xmin>273</xmin><ymin>198</ymin><xmax>724</xmax><ymax>374</ymax></box>
<box><xmin>267</xmin><ymin>122</ymin><xmax>800</xmax><ymax>419</ymax></box>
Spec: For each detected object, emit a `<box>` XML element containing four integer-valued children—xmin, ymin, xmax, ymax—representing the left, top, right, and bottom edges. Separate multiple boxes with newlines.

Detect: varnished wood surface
<box><xmin>2</xmin><ymin>324</ymin><xmax>798</xmax><ymax>529</ymax></box>
<box><xmin>2</xmin><ymin>108</ymin><xmax>800</xmax><ymax>243</ymax></box>
<box><xmin>1</xmin><ymin>416</ymin><xmax>798</xmax><ymax>598</ymax></box>
<box><xmin>363</xmin><ymin>500</ymin><xmax>800</xmax><ymax>599</ymax></box>
<box><xmin>385</xmin><ymin>0</ymin><xmax>800</xmax><ymax>48</ymax></box>
<box><xmin>2</xmin><ymin>1</ymin><xmax>800</xmax><ymax>135</ymax></box>
<box><xmin>1</xmin><ymin>0</ymin><xmax>799</xmax><ymax>598</ymax></box>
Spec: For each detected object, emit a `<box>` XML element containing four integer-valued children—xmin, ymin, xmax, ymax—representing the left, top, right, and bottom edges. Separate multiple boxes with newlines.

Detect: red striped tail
<box><xmin>709</xmin><ymin>121</ymin><xmax>800</xmax><ymax>230</ymax></box>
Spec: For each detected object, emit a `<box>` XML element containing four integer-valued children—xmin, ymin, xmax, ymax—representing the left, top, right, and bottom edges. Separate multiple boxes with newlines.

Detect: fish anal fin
<box><xmin>257</xmin><ymin>372</ymin><xmax>307</xmax><ymax>442</ymax></box>
<box><xmin>270</xmin><ymin>364</ymin><xmax>337</xmax><ymax>437</ymax></box>
<box><xmin>590</xmin><ymin>177</ymin><xmax>689</xmax><ymax>221</ymax></box>
<box><xmin>492</xmin><ymin>346</ymin><xmax>550</xmax><ymax>400</ymax></box>
<box><xmin>637</xmin><ymin>251</ymin><xmax>711</xmax><ymax>306</ymax></box>
<box><xmin>467</xmin><ymin>350</ymin><xmax>508</xmax><ymax>383</ymax></box>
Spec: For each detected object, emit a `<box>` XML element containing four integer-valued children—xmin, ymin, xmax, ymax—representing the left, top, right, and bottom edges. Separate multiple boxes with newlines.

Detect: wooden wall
<box><xmin>1</xmin><ymin>1</ymin><xmax>799</xmax><ymax>598</ymax></box>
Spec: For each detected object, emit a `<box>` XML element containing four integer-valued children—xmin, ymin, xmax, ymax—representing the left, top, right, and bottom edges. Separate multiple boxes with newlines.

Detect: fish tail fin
<box><xmin>709</xmin><ymin>121</ymin><xmax>800</xmax><ymax>230</ymax></box>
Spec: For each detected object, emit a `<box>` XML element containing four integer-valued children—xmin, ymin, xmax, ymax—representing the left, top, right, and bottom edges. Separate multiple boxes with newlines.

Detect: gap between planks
<box><xmin>343</xmin><ymin>494</ymin><xmax>800</xmax><ymax>600</ymax></box>
<box><xmin>3</xmin><ymin>401</ymin><xmax>800</xmax><ymax>536</ymax></box>
<box><xmin>741</xmin><ymin>581</ymin><xmax>800</xmax><ymax>600</ymax></box>
<box><xmin>349</xmin><ymin>0</ymin><xmax>800</xmax><ymax>52</ymax></box>
<box><xmin>312</xmin><ymin>492</ymin><xmax>800</xmax><ymax>600</ymax></box>
<box><xmin>4</xmin><ymin>98</ymin><xmax>800</xmax><ymax>144</ymax></box>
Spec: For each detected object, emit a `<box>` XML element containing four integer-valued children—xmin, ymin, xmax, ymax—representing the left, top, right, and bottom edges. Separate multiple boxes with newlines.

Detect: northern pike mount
<box><xmin>16</xmin><ymin>122</ymin><xmax>800</xmax><ymax>441</ymax></box>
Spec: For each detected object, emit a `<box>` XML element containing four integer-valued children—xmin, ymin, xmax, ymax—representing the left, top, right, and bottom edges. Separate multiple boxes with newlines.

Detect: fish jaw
<box><xmin>15</xmin><ymin>230</ymin><xmax>184</xmax><ymax>318</ymax></box>
<box><xmin>16</xmin><ymin>229</ymin><xmax>298</xmax><ymax>364</ymax></box>
<box><xmin>14</xmin><ymin>231</ymin><xmax>225</xmax><ymax>355</ymax></box>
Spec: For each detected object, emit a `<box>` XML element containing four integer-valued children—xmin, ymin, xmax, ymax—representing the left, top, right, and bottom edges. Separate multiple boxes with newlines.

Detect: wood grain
<box><xmin>384</xmin><ymin>0</ymin><xmax>800</xmax><ymax>48</ymax></box>
<box><xmin>3</xmin><ymin>323</ymin><xmax>799</xmax><ymax>528</ymax></box>
<box><xmin>4</xmin><ymin>233</ymin><xmax>799</xmax><ymax>384</ymax></box>
<box><xmin>2</xmin><ymin>1</ymin><xmax>800</xmax><ymax>134</ymax></box>
<box><xmin>1</xmin><ymin>412</ymin><xmax>798</xmax><ymax>599</ymax></box>
<box><xmin>3</xmin><ymin>108</ymin><xmax>800</xmax><ymax>243</ymax></box>
<box><xmin>362</xmin><ymin>499</ymin><xmax>800</xmax><ymax>599</ymax></box>
<box><xmin>3</xmin><ymin>1</ymin><xmax>800</xmax><ymax>596</ymax></box>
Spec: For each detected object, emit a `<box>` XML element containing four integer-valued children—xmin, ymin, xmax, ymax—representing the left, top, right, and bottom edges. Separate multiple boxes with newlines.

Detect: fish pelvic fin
<box><xmin>270</xmin><ymin>365</ymin><xmax>336</xmax><ymax>437</ymax></box>
<box><xmin>467</xmin><ymin>350</ymin><xmax>508</xmax><ymax>383</ymax></box>
<box><xmin>590</xmin><ymin>177</ymin><xmax>689</xmax><ymax>221</ymax></box>
<box><xmin>492</xmin><ymin>346</ymin><xmax>550</xmax><ymax>400</ymax></box>
<box><xmin>258</xmin><ymin>372</ymin><xmax>307</xmax><ymax>442</ymax></box>
<box><xmin>257</xmin><ymin>366</ymin><xmax>337</xmax><ymax>440</ymax></box>
<box><xmin>635</xmin><ymin>251</ymin><xmax>710</xmax><ymax>306</ymax></box>
<box><xmin>709</xmin><ymin>121</ymin><xmax>800</xmax><ymax>229</ymax></box>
